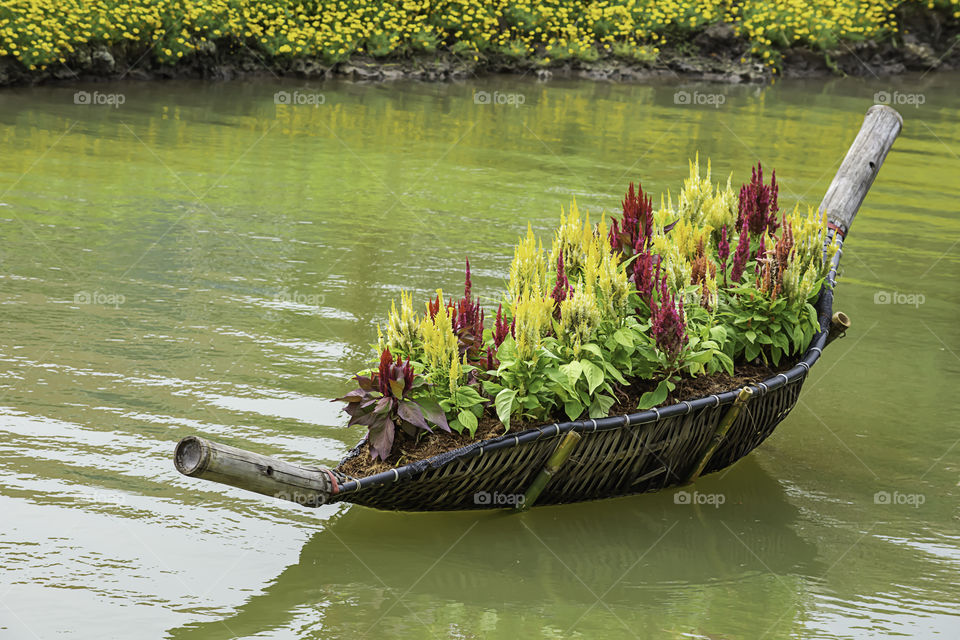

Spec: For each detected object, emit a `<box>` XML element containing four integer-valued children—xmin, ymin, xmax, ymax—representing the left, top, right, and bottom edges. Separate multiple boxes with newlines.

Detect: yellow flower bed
<box><xmin>0</xmin><ymin>0</ymin><xmax>957</xmax><ymax>72</ymax></box>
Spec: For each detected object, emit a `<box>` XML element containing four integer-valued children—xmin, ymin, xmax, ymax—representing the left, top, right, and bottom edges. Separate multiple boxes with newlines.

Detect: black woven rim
<box><xmin>335</xmin><ymin>232</ymin><xmax>844</xmax><ymax>497</ymax></box>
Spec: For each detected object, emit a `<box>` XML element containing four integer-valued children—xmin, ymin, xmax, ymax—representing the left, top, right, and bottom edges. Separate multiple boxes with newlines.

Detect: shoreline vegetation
<box><xmin>0</xmin><ymin>1</ymin><xmax>957</xmax><ymax>87</ymax></box>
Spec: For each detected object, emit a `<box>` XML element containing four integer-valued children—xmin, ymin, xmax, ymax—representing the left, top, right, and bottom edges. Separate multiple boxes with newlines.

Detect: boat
<box><xmin>173</xmin><ymin>105</ymin><xmax>903</xmax><ymax>511</ymax></box>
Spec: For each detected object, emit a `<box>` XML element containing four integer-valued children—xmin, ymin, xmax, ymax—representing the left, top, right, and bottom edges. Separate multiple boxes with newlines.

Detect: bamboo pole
<box><xmin>818</xmin><ymin>105</ymin><xmax>902</xmax><ymax>237</ymax></box>
<box><xmin>174</xmin><ymin>436</ymin><xmax>341</xmax><ymax>507</ymax></box>
<box><xmin>517</xmin><ymin>431</ymin><xmax>581</xmax><ymax>510</ymax></box>
<box><xmin>685</xmin><ymin>387</ymin><xmax>753</xmax><ymax>483</ymax></box>
<box><xmin>826</xmin><ymin>311</ymin><xmax>851</xmax><ymax>346</ymax></box>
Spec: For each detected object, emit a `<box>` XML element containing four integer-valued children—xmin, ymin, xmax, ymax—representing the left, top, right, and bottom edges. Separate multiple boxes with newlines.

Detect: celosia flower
<box><xmin>737</xmin><ymin>163</ymin><xmax>780</xmax><ymax>237</ymax></box>
<box><xmin>631</xmin><ymin>250</ymin><xmax>656</xmax><ymax>300</ymax></box>
<box><xmin>550</xmin><ymin>253</ymin><xmax>572</xmax><ymax>316</ymax></box>
<box><xmin>717</xmin><ymin>225</ymin><xmax>730</xmax><ymax>284</ymax></box>
<box><xmin>609</xmin><ymin>181</ymin><xmax>653</xmax><ymax>258</ymax></box>
<box><xmin>730</xmin><ymin>220</ymin><xmax>751</xmax><ymax>284</ymax></box>
<box><xmin>558</xmin><ymin>279</ymin><xmax>602</xmax><ymax>351</ymax></box>
<box><xmin>650</xmin><ymin>275</ymin><xmax>687</xmax><ymax>365</ymax></box>
<box><xmin>492</xmin><ymin>303</ymin><xmax>510</xmax><ymax>348</ymax></box>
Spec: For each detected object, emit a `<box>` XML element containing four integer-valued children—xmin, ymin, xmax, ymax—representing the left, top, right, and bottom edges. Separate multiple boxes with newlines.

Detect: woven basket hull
<box><xmin>332</xmin><ymin>236</ymin><xmax>842</xmax><ymax>511</ymax></box>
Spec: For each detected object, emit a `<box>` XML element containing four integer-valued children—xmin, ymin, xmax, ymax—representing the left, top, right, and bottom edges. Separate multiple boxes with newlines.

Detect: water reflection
<box><xmin>170</xmin><ymin>458</ymin><xmax>817</xmax><ymax>638</ymax></box>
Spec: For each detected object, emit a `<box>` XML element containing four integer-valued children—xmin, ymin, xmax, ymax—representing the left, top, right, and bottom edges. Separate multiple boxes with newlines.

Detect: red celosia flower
<box><xmin>737</xmin><ymin>163</ymin><xmax>780</xmax><ymax>237</ymax></box>
<box><xmin>450</xmin><ymin>259</ymin><xmax>485</xmax><ymax>363</ymax></box>
<box><xmin>550</xmin><ymin>254</ymin><xmax>573</xmax><ymax>317</ymax></box>
<box><xmin>376</xmin><ymin>348</ymin><xmax>414</xmax><ymax>397</ymax></box>
<box><xmin>650</xmin><ymin>276</ymin><xmax>687</xmax><ymax>364</ymax></box>
<box><xmin>493</xmin><ymin>303</ymin><xmax>510</xmax><ymax>347</ymax></box>
<box><xmin>730</xmin><ymin>220</ymin><xmax>751</xmax><ymax>284</ymax></box>
<box><xmin>718</xmin><ymin>226</ymin><xmax>730</xmax><ymax>285</ymax></box>
<box><xmin>609</xmin><ymin>181</ymin><xmax>654</xmax><ymax>258</ymax></box>
<box><xmin>631</xmin><ymin>250</ymin><xmax>657</xmax><ymax>301</ymax></box>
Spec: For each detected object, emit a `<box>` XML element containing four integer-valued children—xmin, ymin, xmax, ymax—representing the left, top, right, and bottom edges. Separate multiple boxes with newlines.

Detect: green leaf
<box><xmin>458</xmin><ymin>409</ymin><xmax>478</xmax><ymax>436</ymax></box>
<box><xmin>494</xmin><ymin>388</ymin><xmax>517</xmax><ymax>430</ymax></box>
<box><xmin>588</xmin><ymin>394</ymin><xmax>616</xmax><ymax>418</ymax></box>
<box><xmin>581</xmin><ymin>359</ymin><xmax>605</xmax><ymax>395</ymax></box>
<box><xmin>454</xmin><ymin>385</ymin><xmax>485</xmax><ymax>407</ymax></box>
<box><xmin>579</xmin><ymin>343</ymin><xmax>603</xmax><ymax>358</ymax></box>
<box><xmin>602</xmin><ymin>360</ymin><xmax>629</xmax><ymax>385</ymax></box>
<box><xmin>613</xmin><ymin>328</ymin><xmax>634</xmax><ymax>348</ymax></box>
<box><xmin>637</xmin><ymin>380</ymin><xmax>670</xmax><ymax>410</ymax></box>
<box><xmin>564</xmin><ymin>399</ymin><xmax>584</xmax><ymax>421</ymax></box>
<box><xmin>745</xmin><ymin>329</ymin><xmax>757</xmax><ymax>343</ymax></box>
<box><xmin>559</xmin><ymin>361</ymin><xmax>583</xmax><ymax>388</ymax></box>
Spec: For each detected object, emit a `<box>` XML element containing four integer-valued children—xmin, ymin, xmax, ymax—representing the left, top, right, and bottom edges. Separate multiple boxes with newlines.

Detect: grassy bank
<box><xmin>0</xmin><ymin>0</ymin><xmax>958</xmax><ymax>83</ymax></box>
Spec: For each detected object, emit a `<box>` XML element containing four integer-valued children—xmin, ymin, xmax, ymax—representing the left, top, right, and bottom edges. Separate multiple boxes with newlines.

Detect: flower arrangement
<box><xmin>1</xmin><ymin>0</ymin><xmax>955</xmax><ymax>74</ymax></box>
<box><xmin>338</xmin><ymin>157</ymin><xmax>839</xmax><ymax>461</ymax></box>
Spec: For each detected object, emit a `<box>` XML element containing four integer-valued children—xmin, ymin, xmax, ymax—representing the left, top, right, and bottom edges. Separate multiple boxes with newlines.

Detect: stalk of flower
<box><xmin>737</xmin><ymin>163</ymin><xmax>780</xmax><ymax>237</ymax></box>
<box><xmin>730</xmin><ymin>219</ymin><xmax>751</xmax><ymax>284</ymax></box>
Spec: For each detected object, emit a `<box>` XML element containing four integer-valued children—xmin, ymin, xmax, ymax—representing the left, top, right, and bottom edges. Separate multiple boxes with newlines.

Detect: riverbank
<box><xmin>0</xmin><ymin>2</ymin><xmax>957</xmax><ymax>87</ymax></box>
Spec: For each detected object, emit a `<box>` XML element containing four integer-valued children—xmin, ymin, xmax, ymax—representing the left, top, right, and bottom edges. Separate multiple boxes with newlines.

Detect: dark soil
<box><xmin>2</xmin><ymin>7</ymin><xmax>957</xmax><ymax>88</ymax></box>
<box><xmin>338</xmin><ymin>360</ymin><xmax>789</xmax><ymax>478</ymax></box>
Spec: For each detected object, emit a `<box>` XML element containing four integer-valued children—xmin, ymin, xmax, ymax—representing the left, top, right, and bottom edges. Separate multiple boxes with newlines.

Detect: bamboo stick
<box><xmin>685</xmin><ymin>387</ymin><xmax>753</xmax><ymax>483</ymax></box>
<box><xmin>818</xmin><ymin>105</ymin><xmax>902</xmax><ymax>236</ymax></box>
<box><xmin>517</xmin><ymin>431</ymin><xmax>581</xmax><ymax>510</ymax></box>
<box><xmin>826</xmin><ymin>311</ymin><xmax>851</xmax><ymax>346</ymax></box>
<box><xmin>174</xmin><ymin>436</ymin><xmax>341</xmax><ymax>507</ymax></box>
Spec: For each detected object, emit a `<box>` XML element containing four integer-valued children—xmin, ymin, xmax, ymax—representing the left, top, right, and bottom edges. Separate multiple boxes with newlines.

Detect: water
<box><xmin>1</xmin><ymin>73</ymin><xmax>958</xmax><ymax>639</ymax></box>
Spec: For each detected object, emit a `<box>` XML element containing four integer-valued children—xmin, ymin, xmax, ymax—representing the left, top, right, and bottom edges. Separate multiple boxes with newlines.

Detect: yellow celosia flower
<box><xmin>508</xmin><ymin>223</ymin><xmax>548</xmax><ymax>303</ymax></box>
<box><xmin>386</xmin><ymin>290</ymin><xmax>420</xmax><ymax>358</ymax></box>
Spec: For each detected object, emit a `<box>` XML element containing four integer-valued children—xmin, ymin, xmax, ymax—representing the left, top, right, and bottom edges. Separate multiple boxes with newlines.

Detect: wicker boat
<box><xmin>174</xmin><ymin>105</ymin><xmax>902</xmax><ymax>512</ymax></box>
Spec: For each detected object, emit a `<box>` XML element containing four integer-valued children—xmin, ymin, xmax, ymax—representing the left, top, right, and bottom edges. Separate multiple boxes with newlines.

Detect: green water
<box><xmin>1</xmin><ymin>74</ymin><xmax>958</xmax><ymax>639</ymax></box>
